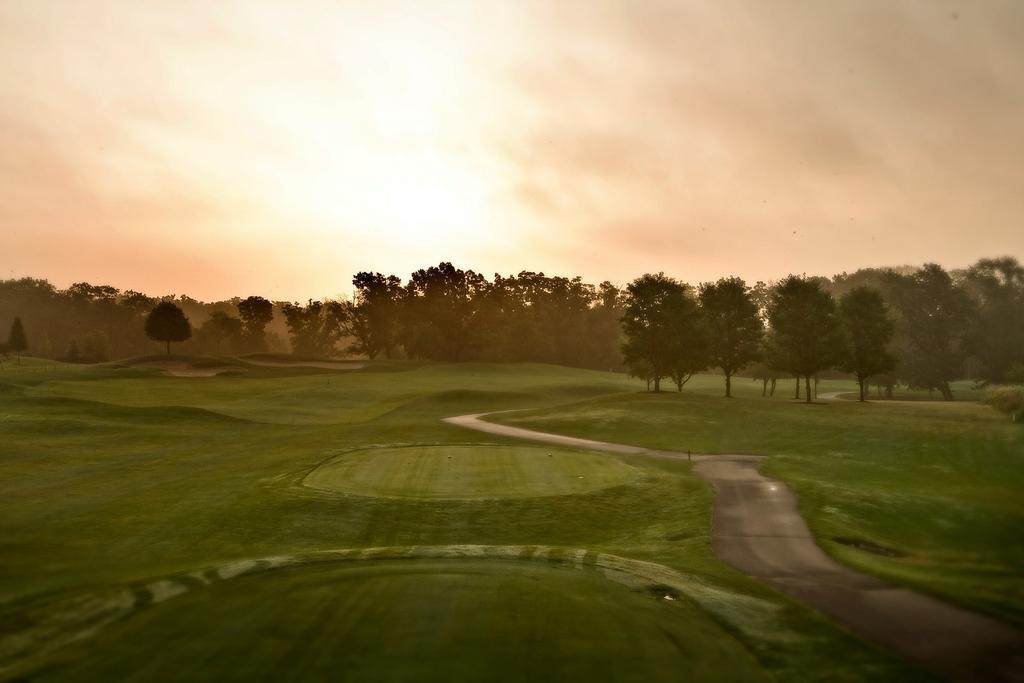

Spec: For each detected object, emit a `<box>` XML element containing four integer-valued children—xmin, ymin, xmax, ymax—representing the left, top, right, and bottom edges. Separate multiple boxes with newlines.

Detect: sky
<box><xmin>2</xmin><ymin>0</ymin><xmax>1022</xmax><ymax>301</ymax></box>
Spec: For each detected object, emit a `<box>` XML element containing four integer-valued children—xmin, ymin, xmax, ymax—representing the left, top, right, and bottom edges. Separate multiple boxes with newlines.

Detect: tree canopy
<box><xmin>236</xmin><ymin>296</ymin><xmax>275</xmax><ymax>353</ymax></box>
<box><xmin>837</xmin><ymin>287</ymin><xmax>896</xmax><ymax>401</ymax></box>
<box><xmin>144</xmin><ymin>302</ymin><xmax>192</xmax><ymax>355</ymax></box>
<box><xmin>698</xmin><ymin>277</ymin><xmax>762</xmax><ymax>397</ymax></box>
<box><xmin>621</xmin><ymin>273</ymin><xmax>698</xmax><ymax>393</ymax></box>
<box><xmin>884</xmin><ymin>264</ymin><xmax>974</xmax><ymax>400</ymax></box>
<box><xmin>767</xmin><ymin>276</ymin><xmax>843</xmax><ymax>403</ymax></box>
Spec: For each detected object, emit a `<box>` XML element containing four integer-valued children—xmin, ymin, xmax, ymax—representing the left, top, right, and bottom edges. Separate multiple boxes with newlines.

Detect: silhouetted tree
<box><xmin>236</xmin><ymin>296</ymin><xmax>275</xmax><ymax>353</ymax></box>
<box><xmin>586</xmin><ymin>282</ymin><xmax>625</xmax><ymax>371</ymax></box>
<box><xmin>667</xmin><ymin>305</ymin><xmax>709</xmax><ymax>392</ymax></box>
<box><xmin>144</xmin><ymin>302</ymin><xmax>192</xmax><ymax>355</ymax></box>
<box><xmin>767</xmin><ymin>277</ymin><xmax>843</xmax><ymax>403</ymax></box>
<box><xmin>884</xmin><ymin>264</ymin><xmax>973</xmax><ymax>400</ymax></box>
<box><xmin>282</xmin><ymin>300</ymin><xmax>338</xmax><ymax>356</ymax></box>
<box><xmin>837</xmin><ymin>287</ymin><xmax>895</xmax><ymax>401</ymax></box>
<box><xmin>403</xmin><ymin>263</ymin><xmax>486</xmax><ymax>361</ymax></box>
<box><xmin>199</xmin><ymin>311</ymin><xmax>244</xmax><ymax>354</ymax></box>
<box><xmin>8</xmin><ymin>316</ymin><xmax>27</xmax><ymax>364</ymax></box>
<box><xmin>622</xmin><ymin>273</ymin><xmax>693</xmax><ymax>392</ymax></box>
<box><xmin>340</xmin><ymin>272</ymin><xmax>403</xmax><ymax>358</ymax></box>
<box><xmin>699</xmin><ymin>277</ymin><xmax>763</xmax><ymax>397</ymax></box>
<box><xmin>963</xmin><ymin>257</ymin><xmax>1024</xmax><ymax>384</ymax></box>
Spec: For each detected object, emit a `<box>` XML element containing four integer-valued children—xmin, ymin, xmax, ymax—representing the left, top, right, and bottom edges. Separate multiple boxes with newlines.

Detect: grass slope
<box><xmin>34</xmin><ymin>559</ymin><xmax>770</xmax><ymax>683</ymax></box>
<box><xmin>0</xmin><ymin>361</ymin><xmax>934</xmax><ymax>681</ymax></box>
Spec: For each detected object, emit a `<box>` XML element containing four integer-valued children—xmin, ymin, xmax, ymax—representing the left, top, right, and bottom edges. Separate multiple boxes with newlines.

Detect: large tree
<box><xmin>963</xmin><ymin>257</ymin><xmax>1024</xmax><ymax>384</ymax></box>
<box><xmin>339</xmin><ymin>272</ymin><xmax>404</xmax><ymax>359</ymax></box>
<box><xmin>698</xmin><ymin>277</ymin><xmax>763</xmax><ymax>397</ymax></box>
<box><xmin>8</xmin><ymin>316</ymin><xmax>27</xmax><ymax>365</ymax></box>
<box><xmin>236</xmin><ymin>296</ymin><xmax>275</xmax><ymax>353</ymax></box>
<box><xmin>144</xmin><ymin>302</ymin><xmax>192</xmax><ymax>355</ymax></box>
<box><xmin>281</xmin><ymin>300</ymin><xmax>337</xmax><ymax>357</ymax></box>
<box><xmin>666</xmin><ymin>300</ymin><xmax>709</xmax><ymax>391</ymax></box>
<box><xmin>884</xmin><ymin>264</ymin><xmax>974</xmax><ymax>400</ymax></box>
<box><xmin>621</xmin><ymin>273</ymin><xmax>699</xmax><ymax>392</ymax></box>
<box><xmin>403</xmin><ymin>263</ymin><xmax>486</xmax><ymax>361</ymax></box>
<box><xmin>837</xmin><ymin>287</ymin><xmax>895</xmax><ymax>401</ymax></box>
<box><xmin>767</xmin><ymin>277</ymin><xmax>843</xmax><ymax>403</ymax></box>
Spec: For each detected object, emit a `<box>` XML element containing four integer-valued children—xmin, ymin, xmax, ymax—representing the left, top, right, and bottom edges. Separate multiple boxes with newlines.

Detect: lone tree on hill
<box><xmin>8</xmin><ymin>316</ymin><xmax>27</xmax><ymax>365</ymax></box>
<box><xmin>699</xmin><ymin>277</ymin><xmax>763</xmax><ymax>397</ymax></box>
<box><xmin>145</xmin><ymin>302</ymin><xmax>192</xmax><ymax>355</ymax></box>
<box><xmin>767</xmin><ymin>277</ymin><xmax>843</xmax><ymax>403</ymax></box>
<box><xmin>236</xmin><ymin>296</ymin><xmax>274</xmax><ymax>353</ymax></box>
<box><xmin>838</xmin><ymin>287</ymin><xmax>896</xmax><ymax>401</ymax></box>
<box><xmin>622</xmin><ymin>273</ymin><xmax>696</xmax><ymax>392</ymax></box>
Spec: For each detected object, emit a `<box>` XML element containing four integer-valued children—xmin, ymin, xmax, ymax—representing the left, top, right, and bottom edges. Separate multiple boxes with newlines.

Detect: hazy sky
<box><xmin>2</xmin><ymin>0</ymin><xmax>1022</xmax><ymax>301</ymax></box>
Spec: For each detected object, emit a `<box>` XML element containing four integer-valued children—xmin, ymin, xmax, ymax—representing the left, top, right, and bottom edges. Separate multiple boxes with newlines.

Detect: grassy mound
<box><xmin>304</xmin><ymin>445</ymin><xmax>641</xmax><ymax>499</ymax></box>
<box><xmin>36</xmin><ymin>559</ymin><xmax>767</xmax><ymax>683</ymax></box>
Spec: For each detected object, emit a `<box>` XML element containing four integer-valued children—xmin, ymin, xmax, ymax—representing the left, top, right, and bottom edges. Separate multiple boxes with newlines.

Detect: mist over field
<box><xmin>1</xmin><ymin>2</ymin><xmax>1022</xmax><ymax>682</ymax></box>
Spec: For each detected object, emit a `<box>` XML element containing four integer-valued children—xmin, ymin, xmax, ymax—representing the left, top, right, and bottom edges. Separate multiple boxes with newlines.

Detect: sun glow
<box><xmin>217</xmin><ymin>2</ymin><xmax>506</xmax><ymax>255</ymax></box>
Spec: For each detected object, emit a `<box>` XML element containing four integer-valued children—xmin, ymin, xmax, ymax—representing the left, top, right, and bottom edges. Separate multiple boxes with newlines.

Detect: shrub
<box><xmin>987</xmin><ymin>386</ymin><xmax>1024</xmax><ymax>423</ymax></box>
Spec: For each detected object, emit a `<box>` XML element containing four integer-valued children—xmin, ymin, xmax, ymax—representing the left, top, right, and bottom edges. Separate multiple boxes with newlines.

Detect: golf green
<box><xmin>304</xmin><ymin>445</ymin><xmax>641</xmax><ymax>499</ymax></box>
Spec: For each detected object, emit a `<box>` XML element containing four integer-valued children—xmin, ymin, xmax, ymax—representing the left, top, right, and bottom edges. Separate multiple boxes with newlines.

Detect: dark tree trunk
<box><xmin>795</xmin><ymin>377</ymin><xmax>801</xmax><ymax>399</ymax></box>
<box><xmin>770</xmin><ymin>378</ymin><xmax>777</xmax><ymax>397</ymax></box>
<box><xmin>725</xmin><ymin>373</ymin><xmax>732</xmax><ymax>398</ymax></box>
<box><xmin>761</xmin><ymin>378</ymin><xmax>768</xmax><ymax>397</ymax></box>
<box><xmin>858</xmin><ymin>376</ymin><xmax>866</xmax><ymax>402</ymax></box>
<box><xmin>805</xmin><ymin>376</ymin><xmax>812</xmax><ymax>404</ymax></box>
<box><xmin>653</xmin><ymin>376</ymin><xmax>661</xmax><ymax>392</ymax></box>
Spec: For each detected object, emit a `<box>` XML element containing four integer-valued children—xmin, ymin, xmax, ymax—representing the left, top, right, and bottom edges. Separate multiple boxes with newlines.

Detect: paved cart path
<box><xmin>444</xmin><ymin>412</ymin><xmax>1024</xmax><ymax>683</ymax></box>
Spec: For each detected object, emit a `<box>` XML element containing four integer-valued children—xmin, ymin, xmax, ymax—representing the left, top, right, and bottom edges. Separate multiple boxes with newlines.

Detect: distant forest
<box><xmin>1</xmin><ymin>257</ymin><xmax>1022</xmax><ymax>397</ymax></box>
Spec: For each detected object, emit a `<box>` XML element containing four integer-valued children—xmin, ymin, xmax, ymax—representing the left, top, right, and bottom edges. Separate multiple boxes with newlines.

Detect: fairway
<box><xmin>304</xmin><ymin>445</ymin><xmax>641</xmax><ymax>499</ymax></box>
<box><xmin>0</xmin><ymin>359</ymin><xmax>981</xmax><ymax>681</ymax></box>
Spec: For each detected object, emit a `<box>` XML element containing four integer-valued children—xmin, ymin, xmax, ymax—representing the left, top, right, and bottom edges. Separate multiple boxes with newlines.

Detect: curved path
<box><xmin>444</xmin><ymin>412</ymin><xmax>1024</xmax><ymax>683</ymax></box>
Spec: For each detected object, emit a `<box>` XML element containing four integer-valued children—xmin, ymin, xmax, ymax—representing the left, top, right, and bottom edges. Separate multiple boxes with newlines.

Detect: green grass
<box><xmin>0</xmin><ymin>360</ymin><xmax>938</xmax><ymax>681</ymax></box>
<box><xmin>494</xmin><ymin>377</ymin><xmax>1024</xmax><ymax>626</ymax></box>
<box><xmin>305</xmin><ymin>444</ymin><xmax>641</xmax><ymax>499</ymax></box>
<box><xmin>32</xmin><ymin>559</ymin><xmax>771</xmax><ymax>683</ymax></box>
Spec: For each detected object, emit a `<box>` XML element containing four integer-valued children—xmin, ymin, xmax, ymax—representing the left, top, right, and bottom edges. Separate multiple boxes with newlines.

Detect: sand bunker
<box><xmin>127</xmin><ymin>360</ymin><xmax>242</xmax><ymax>378</ymax></box>
<box><xmin>242</xmin><ymin>358</ymin><xmax>364</xmax><ymax>370</ymax></box>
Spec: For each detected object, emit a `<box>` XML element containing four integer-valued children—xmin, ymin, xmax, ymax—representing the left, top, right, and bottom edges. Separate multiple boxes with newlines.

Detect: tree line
<box><xmin>620</xmin><ymin>257</ymin><xmax>1024</xmax><ymax>401</ymax></box>
<box><xmin>278</xmin><ymin>264</ymin><xmax>624</xmax><ymax>369</ymax></box>
<box><xmin>2</xmin><ymin>257</ymin><xmax>1021</xmax><ymax>397</ymax></box>
<box><xmin>0</xmin><ymin>266</ymin><xmax>624</xmax><ymax>370</ymax></box>
<box><xmin>0</xmin><ymin>279</ymin><xmax>292</xmax><ymax>362</ymax></box>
